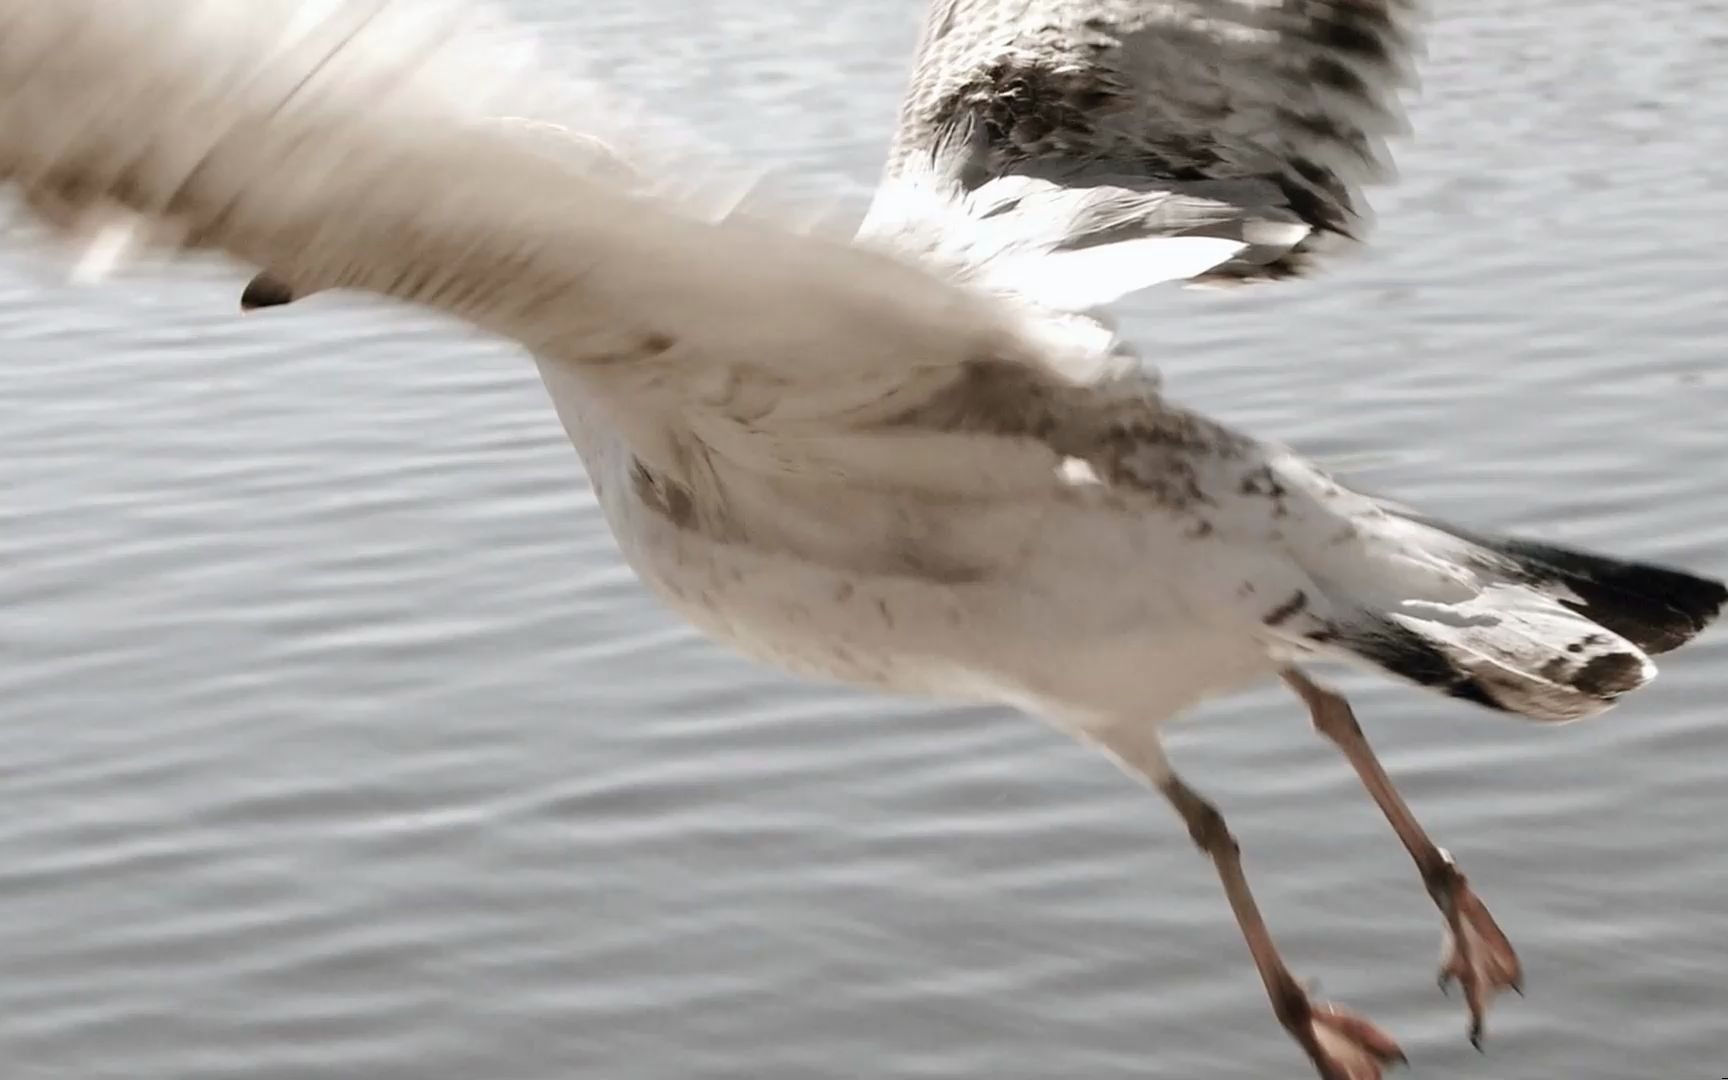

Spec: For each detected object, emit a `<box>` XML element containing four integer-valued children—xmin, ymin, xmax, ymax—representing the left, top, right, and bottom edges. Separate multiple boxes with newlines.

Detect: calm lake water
<box><xmin>3</xmin><ymin>2</ymin><xmax>1726</xmax><ymax>1077</ymax></box>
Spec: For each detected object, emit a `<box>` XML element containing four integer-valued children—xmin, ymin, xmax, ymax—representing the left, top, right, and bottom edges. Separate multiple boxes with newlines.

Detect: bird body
<box><xmin>544</xmin><ymin>358</ymin><xmax>1278</xmax><ymax>728</ymax></box>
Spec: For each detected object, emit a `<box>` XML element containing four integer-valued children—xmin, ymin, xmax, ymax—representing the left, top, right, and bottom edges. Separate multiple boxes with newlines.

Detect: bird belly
<box><xmin>596</xmin><ymin>460</ymin><xmax>1274</xmax><ymax>724</ymax></box>
<box><xmin>533</xmin><ymin>359</ymin><xmax>1274</xmax><ymax>721</ymax></box>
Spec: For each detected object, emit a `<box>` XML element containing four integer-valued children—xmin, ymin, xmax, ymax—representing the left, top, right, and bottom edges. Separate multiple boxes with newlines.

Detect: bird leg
<box><xmin>1159</xmin><ymin>773</ymin><xmax>1406</xmax><ymax>1080</ymax></box>
<box><xmin>1281</xmin><ymin>669</ymin><xmax>1523</xmax><ymax>1048</ymax></box>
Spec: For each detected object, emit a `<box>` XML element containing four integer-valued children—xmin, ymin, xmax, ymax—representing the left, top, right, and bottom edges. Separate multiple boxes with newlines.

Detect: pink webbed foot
<box><xmin>1274</xmin><ymin>981</ymin><xmax>1407</xmax><ymax>1080</ymax></box>
<box><xmin>1309</xmin><ymin>1003</ymin><xmax>1408</xmax><ymax>1080</ymax></box>
<box><xmin>1430</xmin><ymin>852</ymin><xmax>1523</xmax><ymax>1049</ymax></box>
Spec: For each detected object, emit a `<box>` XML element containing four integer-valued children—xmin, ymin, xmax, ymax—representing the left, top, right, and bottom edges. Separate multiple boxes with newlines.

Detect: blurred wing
<box><xmin>0</xmin><ymin>0</ymin><xmax>1182</xmax><ymax>499</ymax></box>
<box><xmin>864</xmin><ymin>0</ymin><xmax>1421</xmax><ymax>298</ymax></box>
<box><xmin>0</xmin><ymin>2</ymin><xmax>984</xmax><ymax>371</ymax></box>
<box><xmin>0</xmin><ymin>0</ymin><xmax>689</xmax><ymax>339</ymax></box>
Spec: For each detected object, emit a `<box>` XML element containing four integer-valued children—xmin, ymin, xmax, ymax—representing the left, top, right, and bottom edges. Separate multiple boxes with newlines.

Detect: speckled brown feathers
<box><xmin>879</xmin><ymin>355</ymin><xmax>1249</xmax><ymax>511</ymax></box>
<box><xmin>884</xmin><ymin>0</ymin><xmax>1421</xmax><ymax>282</ymax></box>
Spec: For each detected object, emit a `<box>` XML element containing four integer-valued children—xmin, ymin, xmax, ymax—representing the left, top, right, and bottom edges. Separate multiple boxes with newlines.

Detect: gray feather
<box><xmin>873</xmin><ymin>0</ymin><xmax>1422</xmax><ymax>285</ymax></box>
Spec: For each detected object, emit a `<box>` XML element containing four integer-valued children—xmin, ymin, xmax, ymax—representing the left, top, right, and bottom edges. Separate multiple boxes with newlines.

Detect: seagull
<box><xmin>1</xmin><ymin>2</ymin><xmax>1721</xmax><ymax>1077</ymax></box>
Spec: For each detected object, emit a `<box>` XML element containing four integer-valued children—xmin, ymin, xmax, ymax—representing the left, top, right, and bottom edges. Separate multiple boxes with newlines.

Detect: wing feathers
<box><xmin>873</xmin><ymin>0</ymin><xmax>1423</xmax><ymax>293</ymax></box>
<box><xmin>0</xmin><ymin>1</ymin><xmax>919</xmax><ymax>363</ymax></box>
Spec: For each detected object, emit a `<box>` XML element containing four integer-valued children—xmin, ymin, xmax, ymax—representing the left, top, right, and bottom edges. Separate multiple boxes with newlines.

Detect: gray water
<box><xmin>3</xmin><ymin>2</ymin><xmax>1726</xmax><ymax>1077</ymax></box>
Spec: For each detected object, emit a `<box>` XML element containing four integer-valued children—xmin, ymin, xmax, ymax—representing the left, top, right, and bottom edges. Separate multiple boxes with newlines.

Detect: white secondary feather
<box><xmin>65</xmin><ymin>207</ymin><xmax>148</xmax><ymax>283</ymax></box>
<box><xmin>976</xmin><ymin>235</ymin><xmax>1248</xmax><ymax>310</ymax></box>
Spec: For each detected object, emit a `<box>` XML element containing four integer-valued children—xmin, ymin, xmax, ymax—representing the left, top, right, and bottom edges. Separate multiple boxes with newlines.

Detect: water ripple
<box><xmin>4</xmin><ymin>0</ymin><xmax>1728</xmax><ymax>1077</ymax></box>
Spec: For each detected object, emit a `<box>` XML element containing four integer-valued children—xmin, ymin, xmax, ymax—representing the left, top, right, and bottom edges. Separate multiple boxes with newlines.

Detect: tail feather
<box><xmin>1329</xmin><ymin>616</ymin><xmax>1513</xmax><ymax>714</ymax></box>
<box><xmin>1323</xmin><ymin>597</ymin><xmax>1656</xmax><ymax>723</ymax></box>
<box><xmin>1409</xmin><ymin>516</ymin><xmax>1727</xmax><ymax>656</ymax></box>
<box><xmin>1288</xmin><ymin>516</ymin><xmax>1724</xmax><ymax>723</ymax></box>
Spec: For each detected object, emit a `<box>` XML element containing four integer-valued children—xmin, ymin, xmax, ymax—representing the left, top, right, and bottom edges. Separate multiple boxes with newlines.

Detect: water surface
<box><xmin>3</xmin><ymin>2</ymin><xmax>1726</xmax><ymax>1077</ymax></box>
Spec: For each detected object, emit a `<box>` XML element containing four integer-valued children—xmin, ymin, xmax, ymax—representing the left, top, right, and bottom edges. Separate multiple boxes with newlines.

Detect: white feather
<box><xmin>976</xmin><ymin>236</ymin><xmax>1248</xmax><ymax>311</ymax></box>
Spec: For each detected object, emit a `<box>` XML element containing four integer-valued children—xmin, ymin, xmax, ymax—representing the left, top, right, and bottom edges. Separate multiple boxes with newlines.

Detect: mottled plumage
<box><xmin>0</xmin><ymin>2</ymin><xmax>1720</xmax><ymax>1077</ymax></box>
<box><xmin>865</xmin><ymin>0</ymin><xmax>1419</xmax><ymax>293</ymax></box>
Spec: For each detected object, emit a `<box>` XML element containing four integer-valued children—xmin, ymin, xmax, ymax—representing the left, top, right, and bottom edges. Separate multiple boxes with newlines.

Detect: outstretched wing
<box><xmin>0</xmin><ymin>0</ymin><xmax>1185</xmax><ymax>497</ymax></box>
<box><xmin>0</xmin><ymin>0</ymin><xmax>1409</xmax><ymax>530</ymax></box>
<box><xmin>864</xmin><ymin>0</ymin><xmax>1421</xmax><ymax>297</ymax></box>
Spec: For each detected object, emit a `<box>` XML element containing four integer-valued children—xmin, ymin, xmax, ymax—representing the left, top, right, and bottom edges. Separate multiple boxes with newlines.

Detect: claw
<box><xmin>1435</xmin><ymin>869</ymin><xmax>1522</xmax><ymax>1049</ymax></box>
<box><xmin>1307</xmin><ymin>1002</ymin><xmax>1408</xmax><ymax>1080</ymax></box>
<box><xmin>1274</xmin><ymin>979</ymin><xmax>1405</xmax><ymax>1080</ymax></box>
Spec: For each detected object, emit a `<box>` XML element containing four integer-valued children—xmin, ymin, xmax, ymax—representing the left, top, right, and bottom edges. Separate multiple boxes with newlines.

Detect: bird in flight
<box><xmin>0</xmin><ymin>2</ymin><xmax>1720</xmax><ymax>1077</ymax></box>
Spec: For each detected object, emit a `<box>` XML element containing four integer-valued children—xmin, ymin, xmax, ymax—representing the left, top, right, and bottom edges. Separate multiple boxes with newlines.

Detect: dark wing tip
<box><xmin>1412</xmin><ymin>515</ymin><xmax>1728</xmax><ymax>657</ymax></box>
<box><xmin>240</xmin><ymin>271</ymin><xmax>298</xmax><ymax>312</ymax></box>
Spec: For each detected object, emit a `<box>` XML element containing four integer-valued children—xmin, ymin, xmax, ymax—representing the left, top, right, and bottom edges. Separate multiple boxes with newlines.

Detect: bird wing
<box><xmin>0</xmin><ymin>0</ymin><xmax>1418</xmax><ymax>537</ymax></box>
<box><xmin>0</xmin><ymin>0</ymin><xmax>1173</xmax><ymax>495</ymax></box>
<box><xmin>863</xmin><ymin>0</ymin><xmax>1421</xmax><ymax>300</ymax></box>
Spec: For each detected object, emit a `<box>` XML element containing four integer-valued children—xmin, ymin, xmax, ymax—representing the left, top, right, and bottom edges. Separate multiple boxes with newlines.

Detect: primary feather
<box><xmin>863</xmin><ymin>0</ymin><xmax>1420</xmax><ymax>307</ymax></box>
